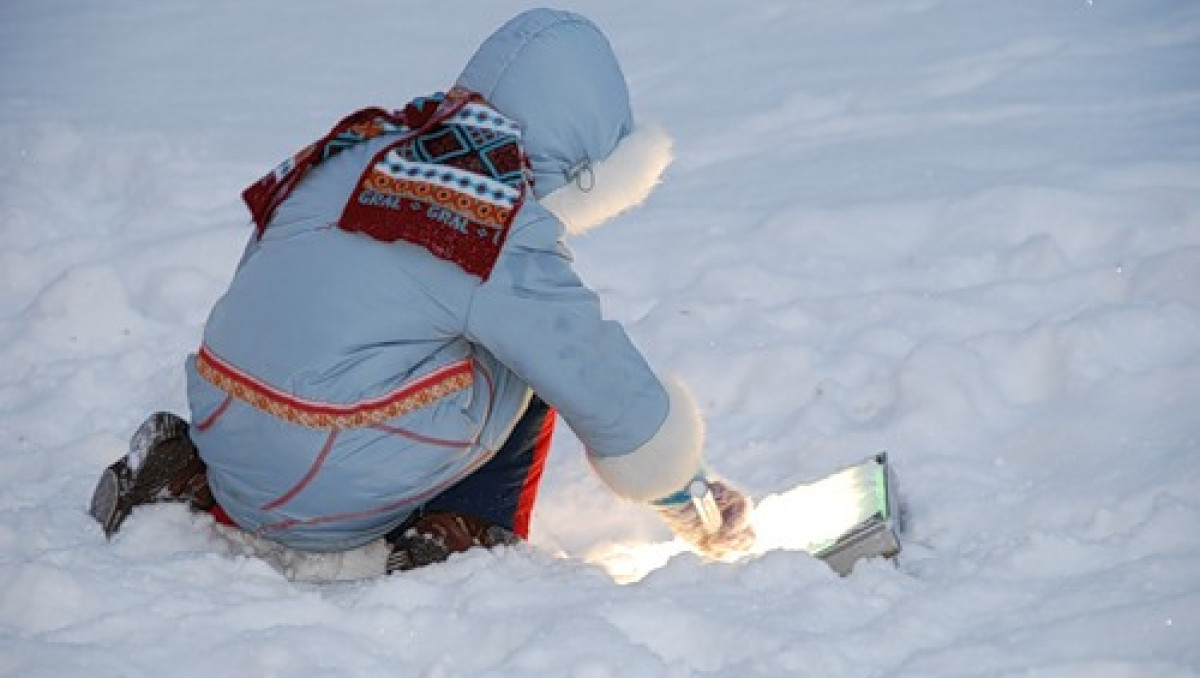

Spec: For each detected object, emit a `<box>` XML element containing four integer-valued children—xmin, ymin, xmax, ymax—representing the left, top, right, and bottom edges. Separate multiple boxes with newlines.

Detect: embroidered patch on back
<box><xmin>339</xmin><ymin>97</ymin><xmax>528</xmax><ymax>280</ymax></box>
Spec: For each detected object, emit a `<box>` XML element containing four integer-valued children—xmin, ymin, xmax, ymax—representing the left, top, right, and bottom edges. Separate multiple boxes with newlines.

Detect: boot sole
<box><xmin>89</xmin><ymin>413</ymin><xmax>195</xmax><ymax>538</ymax></box>
<box><xmin>89</xmin><ymin>464</ymin><xmax>132</xmax><ymax>537</ymax></box>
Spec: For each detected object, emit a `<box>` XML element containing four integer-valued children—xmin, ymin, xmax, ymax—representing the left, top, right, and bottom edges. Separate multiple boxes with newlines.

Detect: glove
<box><xmin>654</xmin><ymin>478</ymin><xmax>756</xmax><ymax>559</ymax></box>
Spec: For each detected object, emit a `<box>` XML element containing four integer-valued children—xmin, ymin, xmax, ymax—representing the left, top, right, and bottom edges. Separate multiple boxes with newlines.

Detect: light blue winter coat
<box><xmin>186</xmin><ymin>9</ymin><xmax>701</xmax><ymax>552</ymax></box>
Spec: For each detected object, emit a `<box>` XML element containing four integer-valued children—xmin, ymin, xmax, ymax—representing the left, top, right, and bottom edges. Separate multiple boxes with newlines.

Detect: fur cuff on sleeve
<box><xmin>587</xmin><ymin>376</ymin><xmax>705</xmax><ymax>502</ymax></box>
<box><xmin>539</xmin><ymin>123</ymin><xmax>673</xmax><ymax>237</ymax></box>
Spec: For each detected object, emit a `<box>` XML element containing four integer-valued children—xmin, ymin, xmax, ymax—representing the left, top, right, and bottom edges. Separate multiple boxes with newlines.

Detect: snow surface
<box><xmin>3</xmin><ymin>0</ymin><xmax>1199</xmax><ymax>676</ymax></box>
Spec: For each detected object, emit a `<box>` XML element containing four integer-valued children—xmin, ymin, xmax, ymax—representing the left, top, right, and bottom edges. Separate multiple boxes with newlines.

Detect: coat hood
<box><xmin>456</xmin><ymin>9</ymin><xmax>672</xmax><ymax>235</ymax></box>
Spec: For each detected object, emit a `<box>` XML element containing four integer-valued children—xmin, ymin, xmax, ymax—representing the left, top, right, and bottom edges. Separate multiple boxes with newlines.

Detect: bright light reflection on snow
<box><xmin>591</xmin><ymin>463</ymin><xmax>882</xmax><ymax>584</ymax></box>
<box><xmin>588</xmin><ymin>539</ymin><xmax>689</xmax><ymax>584</ymax></box>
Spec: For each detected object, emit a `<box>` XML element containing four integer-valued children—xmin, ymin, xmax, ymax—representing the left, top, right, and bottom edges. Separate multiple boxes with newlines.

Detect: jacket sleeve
<box><xmin>464</xmin><ymin>213</ymin><xmax>704</xmax><ymax>502</ymax></box>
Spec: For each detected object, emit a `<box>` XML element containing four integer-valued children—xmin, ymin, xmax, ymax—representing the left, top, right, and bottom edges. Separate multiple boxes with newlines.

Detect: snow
<box><xmin>2</xmin><ymin>0</ymin><xmax>1199</xmax><ymax>675</ymax></box>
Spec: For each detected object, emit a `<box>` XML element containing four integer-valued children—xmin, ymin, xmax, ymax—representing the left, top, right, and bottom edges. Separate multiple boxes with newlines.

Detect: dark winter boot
<box><xmin>89</xmin><ymin>412</ymin><xmax>214</xmax><ymax>538</ymax></box>
<box><xmin>385</xmin><ymin>511</ymin><xmax>518</xmax><ymax>573</ymax></box>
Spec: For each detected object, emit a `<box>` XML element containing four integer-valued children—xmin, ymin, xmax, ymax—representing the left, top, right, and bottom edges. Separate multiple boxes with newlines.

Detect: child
<box><xmin>91</xmin><ymin>8</ymin><xmax>754</xmax><ymax>575</ymax></box>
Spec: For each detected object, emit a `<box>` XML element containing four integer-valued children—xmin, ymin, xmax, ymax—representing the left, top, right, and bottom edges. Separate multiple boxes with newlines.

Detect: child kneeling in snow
<box><xmin>89</xmin><ymin>9</ymin><xmax>754</xmax><ymax>578</ymax></box>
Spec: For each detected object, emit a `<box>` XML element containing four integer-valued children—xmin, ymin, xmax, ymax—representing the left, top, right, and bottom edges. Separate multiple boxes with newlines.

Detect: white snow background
<box><xmin>2</xmin><ymin>1</ymin><xmax>1199</xmax><ymax>676</ymax></box>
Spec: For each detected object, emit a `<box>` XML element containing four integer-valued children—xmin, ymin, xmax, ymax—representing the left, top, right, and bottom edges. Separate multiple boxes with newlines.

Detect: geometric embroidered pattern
<box><xmin>320</xmin><ymin>117</ymin><xmax>406</xmax><ymax>163</ymax></box>
<box><xmin>339</xmin><ymin>90</ymin><xmax>529</xmax><ymax>279</ymax></box>
<box><xmin>194</xmin><ymin>345</ymin><xmax>473</xmax><ymax>430</ymax></box>
<box><xmin>242</xmin><ymin>87</ymin><xmax>530</xmax><ymax>280</ymax></box>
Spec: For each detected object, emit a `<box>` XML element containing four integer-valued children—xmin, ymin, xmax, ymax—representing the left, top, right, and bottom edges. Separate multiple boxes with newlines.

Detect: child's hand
<box><xmin>656</xmin><ymin>479</ymin><xmax>756</xmax><ymax>559</ymax></box>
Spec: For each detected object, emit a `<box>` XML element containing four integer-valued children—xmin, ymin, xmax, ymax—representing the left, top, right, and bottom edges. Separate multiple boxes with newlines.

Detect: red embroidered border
<box><xmin>194</xmin><ymin>346</ymin><xmax>473</xmax><ymax>429</ymax></box>
<box><xmin>363</xmin><ymin>171</ymin><xmax>515</xmax><ymax>226</ymax></box>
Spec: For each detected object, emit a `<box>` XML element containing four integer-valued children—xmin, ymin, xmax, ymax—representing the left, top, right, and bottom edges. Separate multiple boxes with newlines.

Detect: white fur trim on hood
<box><xmin>587</xmin><ymin>375</ymin><xmax>705</xmax><ymax>502</ymax></box>
<box><xmin>539</xmin><ymin>122</ymin><xmax>673</xmax><ymax>236</ymax></box>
